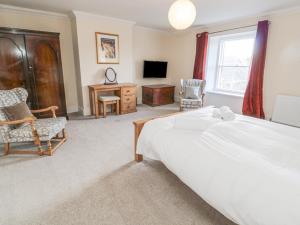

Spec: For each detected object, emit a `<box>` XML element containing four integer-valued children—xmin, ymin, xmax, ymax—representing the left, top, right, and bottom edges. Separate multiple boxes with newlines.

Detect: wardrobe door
<box><xmin>0</xmin><ymin>33</ymin><xmax>32</xmax><ymax>92</ymax></box>
<box><xmin>25</xmin><ymin>34</ymin><xmax>67</xmax><ymax>117</ymax></box>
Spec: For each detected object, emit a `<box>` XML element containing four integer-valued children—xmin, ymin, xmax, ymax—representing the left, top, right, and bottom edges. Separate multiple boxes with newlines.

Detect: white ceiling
<box><xmin>1</xmin><ymin>0</ymin><xmax>300</xmax><ymax>30</ymax></box>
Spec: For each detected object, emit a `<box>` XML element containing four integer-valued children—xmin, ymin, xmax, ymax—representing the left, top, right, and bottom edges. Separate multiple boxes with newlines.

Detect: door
<box><xmin>0</xmin><ymin>32</ymin><xmax>33</xmax><ymax>95</ymax></box>
<box><xmin>25</xmin><ymin>34</ymin><xmax>67</xmax><ymax>117</ymax></box>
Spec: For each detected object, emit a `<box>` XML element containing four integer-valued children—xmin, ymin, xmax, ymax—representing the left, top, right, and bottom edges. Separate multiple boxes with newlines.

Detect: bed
<box><xmin>133</xmin><ymin>107</ymin><xmax>300</xmax><ymax>225</ymax></box>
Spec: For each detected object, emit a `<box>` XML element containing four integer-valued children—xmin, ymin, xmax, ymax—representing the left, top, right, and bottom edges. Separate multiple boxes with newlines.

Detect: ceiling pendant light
<box><xmin>168</xmin><ymin>0</ymin><xmax>196</xmax><ymax>30</ymax></box>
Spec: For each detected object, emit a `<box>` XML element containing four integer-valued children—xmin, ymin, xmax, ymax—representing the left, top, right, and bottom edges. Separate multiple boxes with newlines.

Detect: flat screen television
<box><xmin>143</xmin><ymin>61</ymin><xmax>168</xmax><ymax>78</ymax></box>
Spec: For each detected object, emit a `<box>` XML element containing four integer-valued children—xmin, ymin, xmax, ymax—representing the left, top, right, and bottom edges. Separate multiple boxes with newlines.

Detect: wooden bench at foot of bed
<box><xmin>133</xmin><ymin>112</ymin><xmax>182</xmax><ymax>162</ymax></box>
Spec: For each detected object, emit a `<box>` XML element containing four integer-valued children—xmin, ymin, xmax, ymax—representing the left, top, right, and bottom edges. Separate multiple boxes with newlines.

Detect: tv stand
<box><xmin>142</xmin><ymin>84</ymin><xmax>175</xmax><ymax>106</ymax></box>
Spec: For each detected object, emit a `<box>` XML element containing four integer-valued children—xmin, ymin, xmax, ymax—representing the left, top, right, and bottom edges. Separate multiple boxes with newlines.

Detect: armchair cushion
<box><xmin>184</xmin><ymin>86</ymin><xmax>200</xmax><ymax>99</ymax></box>
<box><xmin>9</xmin><ymin>117</ymin><xmax>67</xmax><ymax>142</ymax></box>
<box><xmin>3</xmin><ymin>102</ymin><xmax>34</xmax><ymax>128</ymax></box>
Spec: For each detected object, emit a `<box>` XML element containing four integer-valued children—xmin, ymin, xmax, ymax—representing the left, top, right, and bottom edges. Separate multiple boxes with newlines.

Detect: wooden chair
<box><xmin>0</xmin><ymin>88</ymin><xmax>67</xmax><ymax>156</ymax></box>
<box><xmin>98</xmin><ymin>96</ymin><xmax>120</xmax><ymax>118</ymax></box>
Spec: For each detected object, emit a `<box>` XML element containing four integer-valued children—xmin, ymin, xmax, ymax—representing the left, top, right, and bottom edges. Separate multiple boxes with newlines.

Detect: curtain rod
<box><xmin>208</xmin><ymin>22</ymin><xmax>271</xmax><ymax>35</ymax></box>
<box><xmin>209</xmin><ymin>24</ymin><xmax>257</xmax><ymax>35</ymax></box>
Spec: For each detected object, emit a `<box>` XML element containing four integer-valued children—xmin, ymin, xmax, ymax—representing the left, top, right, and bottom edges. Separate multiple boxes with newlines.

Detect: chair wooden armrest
<box><xmin>0</xmin><ymin>117</ymin><xmax>35</xmax><ymax>126</ymax></box>
<box><xmin>31</xmin><ymin>106</ymin><xmax>58</xmax><ymax>118</ymax></box>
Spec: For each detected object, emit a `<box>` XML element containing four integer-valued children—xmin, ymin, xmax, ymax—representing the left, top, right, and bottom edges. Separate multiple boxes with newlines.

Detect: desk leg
<box><xmin>89</xmin><ymin>89</ymin><xmax>95</xmax><ymax>116</ymax></box>
<box><xmin>94</xmin><ymin>91</ymin><xmax>99</xmax><ymax>118</ymax></box>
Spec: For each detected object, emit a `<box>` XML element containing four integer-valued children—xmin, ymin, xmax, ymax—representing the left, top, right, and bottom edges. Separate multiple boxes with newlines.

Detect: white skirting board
<box><xmin>272</xmin><ymin>95</ymin><xmax>300</xmax><ymax>127</ymax></box>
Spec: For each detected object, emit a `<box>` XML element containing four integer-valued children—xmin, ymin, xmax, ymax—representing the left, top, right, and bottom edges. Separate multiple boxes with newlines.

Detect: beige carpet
<box><xmin>0</xmin><ymin>104</ymin><xmax>235</xmax><ymax>225</ymax></box>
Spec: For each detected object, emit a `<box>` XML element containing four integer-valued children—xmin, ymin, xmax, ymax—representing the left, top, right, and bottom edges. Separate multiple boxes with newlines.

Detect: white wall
<box><xmin>0</xmin><ymin>5</ymin><xmax>78</xmax><ymax>113</ymax></box>
<box><xmin>133</xmin><ymin>26</ymin><xmax>176</xmax><ymax>103</ymax></box>
<box><xmin>263</xmin><ymin>10</ymin><xmax>300</xmax><ymax>119</ymax></box>
<box><xmin>72</xmin><ymin>13</ymin><xmax>179</xmax><ymax>114</ymax></box>
<box><xmin>72</xmin><ymin>11</ymin><xmax>135</xmax><ymax>115</ymax></box>
<box><xmin>170</xmin><ymin>9</ymin><xmax>300</xmax><ymax>118</ymax></box>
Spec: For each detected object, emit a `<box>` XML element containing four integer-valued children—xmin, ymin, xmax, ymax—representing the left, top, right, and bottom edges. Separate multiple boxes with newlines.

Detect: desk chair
<box><xmin>98</xmin><ymin>96</ymin><xmax>120</xmax><ymax>118</ymax></box>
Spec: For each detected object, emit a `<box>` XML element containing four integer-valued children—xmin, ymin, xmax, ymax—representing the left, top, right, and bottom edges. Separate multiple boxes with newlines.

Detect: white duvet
<box><xmin>137</xmin><ymin>107</ymin><xmax>300</xmax><ymax>225</ymax></box>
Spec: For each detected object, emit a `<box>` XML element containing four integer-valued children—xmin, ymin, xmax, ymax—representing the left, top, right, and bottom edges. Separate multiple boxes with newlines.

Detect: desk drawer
<box><xmin>121</xmin><ymin>102</ymin><xmax>136</xmax><ymax>112</ymax></box>
<box><xmin>122</xmin><ymin>95</ymin><xmax>136</xmax><ymax>104</ymax></box>
<box><xmin>122</xmin><ymin>87</ymin><xmax>136</xmax><ymax>96</ymax></box>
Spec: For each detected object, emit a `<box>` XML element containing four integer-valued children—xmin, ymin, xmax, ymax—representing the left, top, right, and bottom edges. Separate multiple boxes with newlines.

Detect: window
<box><xmin>206</xmin><ymin>30</ymin><xmax>256</xmax><ymax>96</ymax></box>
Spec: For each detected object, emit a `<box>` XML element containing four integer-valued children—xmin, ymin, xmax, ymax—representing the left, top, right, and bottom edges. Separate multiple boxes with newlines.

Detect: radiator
<box><xmin>272</xmin><ymin>95</ymin><xmax>300</xmax><ymax>128</ymax></box>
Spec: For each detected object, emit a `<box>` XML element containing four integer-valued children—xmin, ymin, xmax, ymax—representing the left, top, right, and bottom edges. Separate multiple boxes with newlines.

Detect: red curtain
<box><xmin>242</xmin><ymin>20</ymin><xmax>269</xmax><ymax>119</ymax></box>
<box><xmin>193</xmin><ymin>32</ymin><xmax>209</xmax><ymax>80</ymax></box>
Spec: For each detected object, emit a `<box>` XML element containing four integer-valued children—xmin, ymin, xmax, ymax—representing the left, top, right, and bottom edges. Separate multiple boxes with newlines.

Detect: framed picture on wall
<box><xmin>95</xmin><ymin>32</ymin><xmax>119</xmax><ymax>64</ymax></box>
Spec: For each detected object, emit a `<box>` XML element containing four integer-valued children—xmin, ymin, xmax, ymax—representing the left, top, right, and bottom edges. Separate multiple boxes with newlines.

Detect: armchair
<box><xmin>0</xmin><ymin>88</ymin><xmax>67</xmax><ymax>156</ymax></box>
<box><xmin>179</xmin><ymin>79</ymin><xmax>206</xmax><ymax>111</ymax></box>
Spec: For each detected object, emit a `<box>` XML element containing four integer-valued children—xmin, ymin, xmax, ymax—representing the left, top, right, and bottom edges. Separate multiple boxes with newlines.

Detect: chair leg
<box><xmin>31</xmin><ymin>127</ymin><xmax>43</xmax><ymax>155</ymax></box>
<box><xmin>111</xmin><ymin>104</ymin><xmax>114</xmax><ymax>113</ymax></box>
<box><xmin>4</xmin><ymin>143</ymin><xmax>10</xmax><ymax>155</ymax></box>
<box><xmin>103</xmin><ymin>102</ymin><xmax>107</xmax><ymax>118</ymax></box>
<box><xmin>116</xmin><ymin>100</ymin><xmax>120</xmax><ymax>115</ymax></box>
<box><xmin>34</xmin><ymin>138</ymin><xmax>43</xmax><ymax>155</ymax></box>
<box><xmin>35</xmin><ymin>138</ymin><xmax>43</xmax><ymax>155</ymax></box>
<box><xmin>62</xmin><ymin>128</ymin><xmax>67</xmax><ymax>139</ymax></box>
<box><xmin>37</xmin><ymin>144</ymin><xmax>43</xmax><ymax>156</ymax></box>
<box><xmin>47</xmin><ymin>140</ymin><xmax>53</xmax><ymax>156</ymax></box>
<box><xmin>98</xmin><ymin>101</ymin><xmax>102</xmax><ymax>118</ymax></box>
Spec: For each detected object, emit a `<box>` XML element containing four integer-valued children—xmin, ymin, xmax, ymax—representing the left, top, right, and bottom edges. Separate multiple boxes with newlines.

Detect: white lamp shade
<box><xmin>168</xmin><ymin>0</ymin><xmax>196</xmax><ymax>30</ymax></box>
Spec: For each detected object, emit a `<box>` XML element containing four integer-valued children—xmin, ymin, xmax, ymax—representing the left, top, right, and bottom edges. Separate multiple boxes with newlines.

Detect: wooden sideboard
<box><xmin>142</xmin><ymin>84</ymin><xmax>175</xmax><ymax>106</ymax></box>
<box><xmin>88</xmin><ymin>83</ymin><xmax>137</xmax><ymax>118</ymax></box>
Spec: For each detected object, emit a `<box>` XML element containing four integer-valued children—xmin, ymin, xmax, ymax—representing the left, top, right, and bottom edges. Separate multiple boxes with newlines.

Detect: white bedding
<box><xmin>137</xmin><ymin>107</ymin><xmax>300</xmax><ymax>225</ymax></box>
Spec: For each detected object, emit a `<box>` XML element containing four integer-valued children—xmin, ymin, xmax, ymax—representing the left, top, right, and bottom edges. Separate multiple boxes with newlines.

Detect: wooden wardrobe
<box><xmin>0</xmin><ymin>27</ymin><xmax>67</xmax><ymax>117</ymax></box>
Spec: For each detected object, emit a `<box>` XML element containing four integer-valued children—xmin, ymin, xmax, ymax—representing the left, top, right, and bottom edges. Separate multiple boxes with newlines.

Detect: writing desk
<box><xmin>88</xmin><ymin>83</ymin><xmax>137</xmax><ymax>118</ymax></box>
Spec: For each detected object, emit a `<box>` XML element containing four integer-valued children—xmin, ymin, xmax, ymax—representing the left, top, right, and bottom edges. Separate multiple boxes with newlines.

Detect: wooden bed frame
<box><xmin>133</xmin><ymin>112</ymin><xmax>182</xmax><ymax>162</ymax></box>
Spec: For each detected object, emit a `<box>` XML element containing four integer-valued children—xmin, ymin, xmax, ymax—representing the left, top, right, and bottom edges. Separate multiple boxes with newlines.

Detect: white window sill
<box><xmin>206</xmin><ymin>90</ymin><xmax>244</xmax><ymax>98</ymax></box>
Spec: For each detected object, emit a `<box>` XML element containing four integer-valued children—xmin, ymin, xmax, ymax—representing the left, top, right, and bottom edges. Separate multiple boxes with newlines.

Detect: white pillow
<box><xmin>184</xmin><ymin>86</ymin><xmax>200</xmax><ymax>99</ymax></box>
<box><xmin>219</xmin><ymin>106</ymin><xmax>236</xmax><ymax>121</ymax></box>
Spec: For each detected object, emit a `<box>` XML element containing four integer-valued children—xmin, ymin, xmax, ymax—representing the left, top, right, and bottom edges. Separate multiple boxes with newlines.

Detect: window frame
<box><xmin>209</xmin><ymin>31</ymin><xmax>256</xmax><ymax>96</ymax></box>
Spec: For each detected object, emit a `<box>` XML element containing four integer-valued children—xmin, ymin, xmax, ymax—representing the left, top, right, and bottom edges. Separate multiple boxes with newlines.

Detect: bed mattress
<box><xmin>137</xmin><ymin>107</ymin><xmax>300</xmax><ymax>225</ymax></box>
